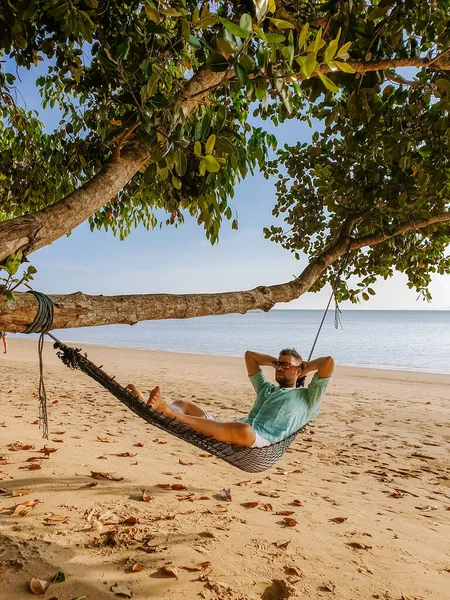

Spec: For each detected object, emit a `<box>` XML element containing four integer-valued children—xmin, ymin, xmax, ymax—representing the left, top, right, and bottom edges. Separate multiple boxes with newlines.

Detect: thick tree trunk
<box><xmin>0</xmin><ymin>144</ymin><xmax>149</xmax><ymax>263</ymax></box>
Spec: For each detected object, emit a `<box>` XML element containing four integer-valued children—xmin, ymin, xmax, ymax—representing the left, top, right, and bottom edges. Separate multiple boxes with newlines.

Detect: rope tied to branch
<box><xmin>24</xmin><ymin>291</ymin><xmax>55</xmax><ymax>438</ymax></box>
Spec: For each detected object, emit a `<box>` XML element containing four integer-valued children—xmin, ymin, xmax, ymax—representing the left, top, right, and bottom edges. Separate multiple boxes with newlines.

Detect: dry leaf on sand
<box><xmin>283</xmin><ymin>518</ymin><xmax>297</xmax><ymax>527</ymax></box>
<box><xmin>13</xmin><ymin>499</ymin><xmax>41</xmax><ymax>516</ymax></box>
<box><xmin>142</xmin><ymin>490</ymin><xmax>153</xmax><ymax>502</ymax></box>
<box><xmin>241</xmin><ymin>502</ymin><xmax>259</xmax><ymax>508</ymax></box>
<box><xmin>131</xmin><ymin>563</ymin><xmax>144</xmax><ymax>572</ymax></box>
<box><xmin>179</xmin><ymin>459</ymin><xmax>194</xmax><ymax>465</ymax></box>
<box><xmin>329</xmin><ymin>517</ymin><xmax>348</xmax><ymax>523</ymax></box>
<box><xmin>39</xmin><ymin>446</ymin><xmax>58</xmax><ymax>455</ymax></box>
<box><xmin>273</xmin><ymin>540</ymin><xmax>291</xmax><ymax>549</ymax></box>
<box><xmin>284</xmin><ymin>566</ymin><xmax>303</xmax><ymax>577</ymax></box>
<box><xmin>346</xmin><ymin>542</ymin><xmax>372</xmax><ymax>550</ymax></box>
<box><xmin>113</xmin><ymin>452</ymin><xmax>137</xmax><ymax>457</ymax></box>
<box><xmin>161</xmin><ymin>565</ymin><xmax>179</xmax><ymax>578</ymax></box>
<box><xmin>90</xmin><ymin>471</ymin><xmax>123</xmax><ymax>481</ymax></box>
<box><xmin>111</xmin><ymin>583</ymin><xmax>133</xmax><ymax>597</ymax></box>
<box><xmin>12</xmin><ymin>488</ymin><xmax>31</xmax><ymax>497</ymax></box>
<box><xmin>29</xmin><ymin>578</ymin><xmax>51</xmax><ymax>594</ymax></box>
<box><xmin>180</xmin><ymin>562</ymin><xmax>211</xmax><ymax>572</ymax></box>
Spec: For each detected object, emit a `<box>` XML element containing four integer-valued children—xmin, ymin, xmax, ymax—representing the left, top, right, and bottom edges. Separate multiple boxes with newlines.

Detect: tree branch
<box><xmin>349</xmin><ymin>212</ymin><xmax>450</xmax><ymax>251</ymax></box>
<box><xmin>0</xmin><ymin>224</ymin><xmax>353</xmax><ymax>332</ymax></box>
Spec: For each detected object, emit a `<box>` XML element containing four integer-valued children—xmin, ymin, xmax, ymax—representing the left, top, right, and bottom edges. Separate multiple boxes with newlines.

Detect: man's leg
<box><xmin>127</xmin><ymin>385</ymin><xmax>208</xmax><ymax>418</ymax></box>
<box><xmin>148</xmin><ymin>387</ymin><xmax>256</xmax><ymax>447</ymax></box>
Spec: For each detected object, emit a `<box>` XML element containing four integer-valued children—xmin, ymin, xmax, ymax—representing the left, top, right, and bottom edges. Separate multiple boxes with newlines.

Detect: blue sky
<box><xmin>7</xmin><ymin>63</ymin><xmax>450</xmax><ymax>310</ymax></box>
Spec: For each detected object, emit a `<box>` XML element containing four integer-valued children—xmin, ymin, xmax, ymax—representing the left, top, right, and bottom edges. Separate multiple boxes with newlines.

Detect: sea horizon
<box><xmin>17</xmin><ymin>309</ymin><xmax>450</xmax><ymax>376</ymax></box>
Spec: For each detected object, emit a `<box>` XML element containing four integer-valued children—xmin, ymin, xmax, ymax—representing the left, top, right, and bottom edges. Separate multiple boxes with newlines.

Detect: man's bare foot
<box><xmin>146</xmin><ymin>386</ymin><xmax>174</xmax><ymax>416</ymax></box>
<box><xmin>126</xmin><ymin>384</ymin><xmax>144</xmax><ymax>403</ymax></box>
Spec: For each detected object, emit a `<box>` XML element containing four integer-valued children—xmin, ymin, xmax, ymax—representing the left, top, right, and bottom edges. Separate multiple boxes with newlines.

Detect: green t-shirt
<box><xmin>241</xmin><ymin>370</ymin><xmax>330</xmax><ymax>443</ymax></box>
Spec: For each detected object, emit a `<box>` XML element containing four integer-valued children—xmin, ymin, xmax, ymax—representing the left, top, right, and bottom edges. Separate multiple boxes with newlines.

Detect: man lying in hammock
<box><xmin>127</xmin><ymin>349</ymin><xmax>333</xmax><ymax>448</ymax></box>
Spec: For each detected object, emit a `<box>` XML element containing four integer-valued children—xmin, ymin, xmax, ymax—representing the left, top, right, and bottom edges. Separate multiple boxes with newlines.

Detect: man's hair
<box><xmin>279</xmin><ymin>348</ymin><xmax>305</xmax><ymax>388</ymax></box>
<box><xmin>279</xmin><ymin>348</ymin><xmax>302</xmax><ymax>363</ymax></box>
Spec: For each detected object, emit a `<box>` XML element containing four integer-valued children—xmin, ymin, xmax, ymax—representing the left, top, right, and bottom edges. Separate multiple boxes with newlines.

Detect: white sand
<box><xmin>0</xmin><ymin>338</ymin><xmax>449</xmax><ymax>599</ymax></box>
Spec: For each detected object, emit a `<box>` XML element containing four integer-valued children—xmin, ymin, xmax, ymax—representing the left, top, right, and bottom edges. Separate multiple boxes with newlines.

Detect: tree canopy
<box><xmin>0</xmin><ymin>0</ymin><xmax>449</xmax><ymax>330</ymax></box>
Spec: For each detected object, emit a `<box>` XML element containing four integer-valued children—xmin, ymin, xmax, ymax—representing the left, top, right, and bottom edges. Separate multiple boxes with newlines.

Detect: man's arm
<box><xmin>301</xmin><ymin>356</ymin><xmax>334</xmax><ymax>379</ymax></box>
<box><xmin>245</xmin><ymin>350</ymin><xmax>278</xmax><ymax>376</ymax></box>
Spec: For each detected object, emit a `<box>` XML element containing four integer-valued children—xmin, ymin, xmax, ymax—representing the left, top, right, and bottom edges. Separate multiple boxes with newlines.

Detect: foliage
<box><xmin>0</xmin><ymin>0</ymin><xmax>450</xmax><ymax>302</ymax></box>
<box><xmin>0</xmin><ymin>0</ymin><xmax>350</xmax><ymax>244</ymax></box>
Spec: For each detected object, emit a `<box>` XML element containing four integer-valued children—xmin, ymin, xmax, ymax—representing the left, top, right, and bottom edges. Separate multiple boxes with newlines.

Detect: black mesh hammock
<box><xmin>23</xmin><ymin>289</ymin><xmax>338</xmax><ymax>473</ymax></box>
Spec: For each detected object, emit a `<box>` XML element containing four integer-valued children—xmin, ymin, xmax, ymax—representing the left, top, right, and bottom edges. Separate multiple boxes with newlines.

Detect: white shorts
<box><xmin>203</xmin><ymin>412</ymin><xmax>272</xmax><ymax>448</ymax></box>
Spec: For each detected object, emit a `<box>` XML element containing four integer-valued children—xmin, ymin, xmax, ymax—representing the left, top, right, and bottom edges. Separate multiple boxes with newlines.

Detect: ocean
<box><xmin>21</xmin><ymin>310</ymin><xmax>450</xmax><ymax>375</ymax></box>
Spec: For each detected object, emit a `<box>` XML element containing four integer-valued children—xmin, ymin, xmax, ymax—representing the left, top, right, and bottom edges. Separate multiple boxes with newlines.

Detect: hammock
<box><xmin>23</xmin><ymin>287</ymin><xmax>345</xmax><ymax>472</ymax></box>
<box><xmin>53</xmin><ymin>340</ymin><xmax>305</xmax><ymax>473</ymax></box>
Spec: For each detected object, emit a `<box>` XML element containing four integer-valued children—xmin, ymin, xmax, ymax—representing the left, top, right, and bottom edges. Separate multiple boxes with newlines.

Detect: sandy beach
<box><xmin>0</xmin><ymin>337</ymin><xmax>449</xmax><ymax>600</ymax></box>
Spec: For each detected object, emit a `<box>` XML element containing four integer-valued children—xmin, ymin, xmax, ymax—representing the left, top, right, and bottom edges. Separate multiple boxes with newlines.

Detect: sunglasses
<box><xmin>274</xmin><ymin>361</ymin><xmax>298</xmax><ymax>370</ymax></box>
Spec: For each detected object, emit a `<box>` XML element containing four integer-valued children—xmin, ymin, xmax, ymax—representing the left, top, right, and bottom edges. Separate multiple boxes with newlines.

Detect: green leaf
<box><xmin>206</xmin><ymin>53</ymin><xmax>230</xmax><ymax>72</ymax></box>
<box><xmin>141</xmin><ymin>72</ymin><xmax>159</xmax><ymax>102</ymax></box>
<box><xmin>436</xmin><ymin>78</ymin><xmax>450</xmax><ymax>93</ymax></box>
<box><xmin>239</xmin><ymin>54</ymin><xmax>255</xmax><ymax>73</ymax></box>
<box><xmin>235</xmin><ymin>62</ymin><xmax>249</xmax><ymax>85</ymax></box>
<box><xmin>362</xmin><ymin>292</ymin><xmax>369</xmax><ymax>301</ymax></box>
<box><xmin>145</xmin><ymin>6</ymin><xmax>160</xmax><ymax>23</ymax></box>
<box><xmin>174</xmin><ymin>151</ymin><xmax>187</xmax><ymax>177</ymax></box>
<box><xmin>116</xmin><ymin>41</ymin><xmax>131</xmax><ymax>60</ymax></box>
<box><xmin>172</xmin><ymin>175</ymin><xmax>182</xmax><ymax>189</ymax></box>
<box><xmin>188</xmin><ymin>34</ymin><xmax>201</xmax><ymax>49</ymax></box>
<box><xmin>199</xmin><ymin>160</ymin><xmax>207</xmax><ymax>176</ymax></box>
<box><xmin>323</xmin><ymin>39</ymin><xmax>338</xmax><ymax>64</ymax></box>
<box><xmin>240</xmin><ymin>13</ymin><xmax>253</xmax><ymax>33</ymax></box>
<box><xmin>265</xmin><ymin>33</ymin><xmax>286</xmax><ymax>44</ymax></box>
<box><xmin>144</xmin><ymin>162</ymin><xmax>157</xmax><ymax>183</ymax></box>
<box><xmin>219</xmin><ymin>17</ymin><xmax>248</xmax><ymax>39</ymax></box>
<box><xmin>303</xmin><ymin>52</ymin><xmax>317</xmax><ymax>78</ymax></box>
<box><xmin>197</xmin><ymin>14</ymin><xmax>217</xmax><ymax>29</ymax></box>
<box><xmin>194</xmin><ymin>141</ymin><xmax>202</xmax><ymax>157</ymax></box>
<box><xmin>253</xmin><ymin>24</ymin><xmax>267</xmax><ymax>42</ymax></box>
<box><xmin>205</xmin><ymin>134</ymin><xmax>216</xmax><ymax>154</ymax></box>
<box><xmin>53</xmin><ymin>572</ymin><xmax>67</xmax><ymax>583</ymax></box>
<box><xmin>148</xmin><ymin>94</ymin><xmax>169</xmax><ymax>109</ymax></box>
<box><xmin>313</xmin><ymin>27</ymin><xmax>322</xmax><ymax>54</ymax></box>
<box><xmin>298</xmin><ymin>23</ymin><xmax>309</xmax><ymax>51</ymax></box>
<box><xmin>5</xmin><ymin>290</ymin><xmax>15</xmax><ymax>303</ymax></box>
<box><xmin>204</xmin><ymin>155</ymin><xmax>221</xmax><ymax>173</ymax></box>
<box><xmin>254</xmin><ymin>0</ymin><xmax>269</xmax><ymax>21</ymax></box>
<box><xmin>159</xmin><ymin>167</ymin><xmax>169</xmax><ymax>181</ymax></box>
<box><xmin>336</xmin><ymin>41</ymin><xmax>352</xmax><ymax>58</ymax></box>
<box><xmin>4</xmin><ymin>250</ymin><xmax>23</xmax><ymax>276</ymax></box>
<box><xmin>181</xmin><ymin>19</ymin><xmax>190</xmax><ymax>40</ymax></box>
<box><xmin>318</xmin><ymin>72</ymin><xmax>339</xmax><ymax>93</ymax></box>
<box><xmin>201</xmin><ymin>111</ymin><xmax>212</xmax><ymax>138</ymax></box>
<box><xmin>216</xmin><ymin>105</ymin><xmax>227</xmax><ymax>130</ymax></box>
<box><xmin>269</xmin><ymin>18</ymin><xmax>295</xmax><ymax>29</ymax></box>
<box><xmin>368</xmin><ymin>288</ymin><xmax>376</xmax><ymax>295</ymax></box>
<box><xmin>215</xmin><ymin>137</ymin><xmax>235</xmax><ymax>154</ymax></box>
<box><xmin>334</xmin><ymin>60</ymin><xmax>355</xmax><ymax>73</ymax></box>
